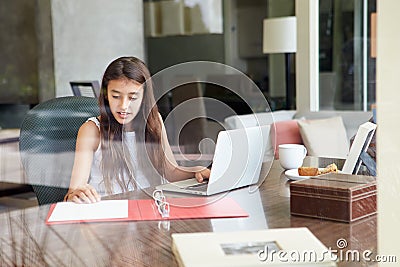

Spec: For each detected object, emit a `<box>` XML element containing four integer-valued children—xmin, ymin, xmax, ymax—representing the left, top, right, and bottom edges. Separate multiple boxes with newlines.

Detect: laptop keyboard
<box><xmin>185</xmin><ymin>182</ymin><xmax>208</xmax><ymax>192</ymax></box>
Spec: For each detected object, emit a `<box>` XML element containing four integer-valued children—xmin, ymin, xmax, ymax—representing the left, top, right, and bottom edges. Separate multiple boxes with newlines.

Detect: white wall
<box><xmin>51</xmin><ymin>0</ymin><xmax>144</xmax><ymax>97</ymax></box>
<box><xmin>376</xmin><ymin>0</ymin><xmax>400</xmax><ymax>262</ymax></box>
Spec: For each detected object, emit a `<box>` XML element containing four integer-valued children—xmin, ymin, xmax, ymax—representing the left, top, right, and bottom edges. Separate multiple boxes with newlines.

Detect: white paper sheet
<box><xmin>48</xmin><ymin>200</ymin><xmax>129</xmax><ymax>222</ymax></box>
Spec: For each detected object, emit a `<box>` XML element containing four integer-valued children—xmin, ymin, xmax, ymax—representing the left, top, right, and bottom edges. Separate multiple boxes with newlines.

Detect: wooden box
<box><xmin>290</xmin><ymin>173</ymin><xmax>377</xmax><ymax>223</ymax></box>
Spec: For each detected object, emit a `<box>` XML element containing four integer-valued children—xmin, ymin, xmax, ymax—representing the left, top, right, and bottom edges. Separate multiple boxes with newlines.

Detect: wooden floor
<box><xmin>0</xmin><ymin>132</ymin><xmax>39</xmax><ymax>212</ymax></box>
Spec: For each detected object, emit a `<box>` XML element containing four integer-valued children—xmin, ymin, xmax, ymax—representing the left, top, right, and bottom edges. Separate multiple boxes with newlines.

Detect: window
<box><xmin>319</xmin><ymin>0</ymin><xmax>376</xmax><ymax>111</ymax></box>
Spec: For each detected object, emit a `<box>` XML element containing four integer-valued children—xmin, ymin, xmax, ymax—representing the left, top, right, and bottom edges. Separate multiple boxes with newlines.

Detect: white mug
<box><xmin>278</xmin><ymin>144</ymin><xmax>307</xmax><ymax>170</ymax></box>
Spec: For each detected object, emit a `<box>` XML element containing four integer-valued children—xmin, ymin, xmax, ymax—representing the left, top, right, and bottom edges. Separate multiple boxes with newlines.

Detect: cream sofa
<box><xmin>224</xmin><ymin>110</ymin><xmax>372</xmax><ymax>159</ymax></box>
<box><xmin>224</xmin><ymin>110</ymin><xmax>372</xmax><ymax>142</ymax></box>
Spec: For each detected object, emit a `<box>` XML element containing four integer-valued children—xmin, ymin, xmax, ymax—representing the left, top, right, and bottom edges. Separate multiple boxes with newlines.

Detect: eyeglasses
<box><xmin>152</xmin><ymin>189</ymin><xmax>170</xmax><ymax>218</ymax></box>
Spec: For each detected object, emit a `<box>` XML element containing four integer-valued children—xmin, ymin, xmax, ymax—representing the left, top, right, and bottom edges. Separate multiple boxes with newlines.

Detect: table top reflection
<box><xmin>0</xmin><ymin>157</ymin><xmax>376</xmax><ymax>266</ymax></box>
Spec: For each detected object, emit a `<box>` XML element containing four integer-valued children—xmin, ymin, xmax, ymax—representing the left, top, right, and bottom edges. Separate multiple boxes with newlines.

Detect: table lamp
<box><xmin>263</xmin><ymin>16</ymin><xmax>297</xmax><ymax>109</ymax></box>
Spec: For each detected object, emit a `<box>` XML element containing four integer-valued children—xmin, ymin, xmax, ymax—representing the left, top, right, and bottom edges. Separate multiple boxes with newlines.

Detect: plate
<box><xmin>284</xmin><ymin>168</ymin><xmax>322</xmax><ymax>181</ymax></box>
<box><xmin>284</xmin><ymin>168</ymin><xmax>342</xmax><ymax>181</ymax></box>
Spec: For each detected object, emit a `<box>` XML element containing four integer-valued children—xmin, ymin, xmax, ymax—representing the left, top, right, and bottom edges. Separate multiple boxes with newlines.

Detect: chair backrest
<box><xmin>70</xmin><ymin>81</ymin><xmax>101</xmax><ymax>98</ymax></box>
<box><xmin>19</xmin><ymin>96</ymin><xmax>99</xmax><ymax>205</ymax></box>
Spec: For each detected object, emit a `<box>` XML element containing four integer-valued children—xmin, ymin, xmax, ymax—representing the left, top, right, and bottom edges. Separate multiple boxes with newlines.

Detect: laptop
<box><xmin>156</xmin><ymin>125</ymin><xmax>270</xmax><ymax>195</ymax></box>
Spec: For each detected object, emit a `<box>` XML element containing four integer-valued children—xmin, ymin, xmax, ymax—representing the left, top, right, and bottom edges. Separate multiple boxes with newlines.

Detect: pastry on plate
<box><xmin>317</xmin><ymin>163</ymin><xmax>338</xmax><ymax>175</ymax></box>
<box><xmin>297</xmin><ymin>163</ymin><xmax>338</xmax><ymax>176</ymax></box>
<box><xmin>298</xmin><ymin>167</ymin><xmax>319</xmax><ymax>176</ymax></box>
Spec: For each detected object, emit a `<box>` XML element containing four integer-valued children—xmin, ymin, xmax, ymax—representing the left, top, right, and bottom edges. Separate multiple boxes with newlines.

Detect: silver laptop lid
<box><xmin>207</xmin><ymin>125</ymin><xmax>270</xmax><ymax>195</ymax></box>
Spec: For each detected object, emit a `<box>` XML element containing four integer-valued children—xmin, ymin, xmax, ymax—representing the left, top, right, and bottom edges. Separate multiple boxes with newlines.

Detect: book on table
<box><xmin>171</xmin><ymin>227</ymin><xmax>337</xmax><ymax>266</ymax></box>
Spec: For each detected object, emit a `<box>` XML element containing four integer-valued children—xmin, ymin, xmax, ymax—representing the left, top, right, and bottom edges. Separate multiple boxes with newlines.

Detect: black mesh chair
<box><xmin>19</xmin><ymin>96</ymin><xmax>99</xmax><ymax>205</ymax></box>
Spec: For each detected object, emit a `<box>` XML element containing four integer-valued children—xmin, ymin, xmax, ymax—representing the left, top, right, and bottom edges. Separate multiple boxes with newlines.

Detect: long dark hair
<box><xmin>99</xmin><ymin>56</ymin><xmax>165</xmax><ymax>194</ymax></box>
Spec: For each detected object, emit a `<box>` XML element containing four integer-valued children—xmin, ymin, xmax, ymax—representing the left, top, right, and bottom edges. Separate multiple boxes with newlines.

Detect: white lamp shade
<box><xmin>263</xmin><ymin>16</ymin><xmax>297</xmax><ymax>54</ymax></box>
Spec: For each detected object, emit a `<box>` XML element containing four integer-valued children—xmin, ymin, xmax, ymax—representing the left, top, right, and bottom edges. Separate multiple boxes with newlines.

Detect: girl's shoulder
<box><xmin>78</xmin><ymin>117</ymin><xmax>100</xmax><ymax>139</ymax></box>
<box><xmin>86</xmin><ymin>116</ymin><xmax>100</xmax><ymax>129</ymax></box>
<box><xmin>77</xmin><ymin>117</ymin><xmax>101</xmax><ymax>149</ymax></box>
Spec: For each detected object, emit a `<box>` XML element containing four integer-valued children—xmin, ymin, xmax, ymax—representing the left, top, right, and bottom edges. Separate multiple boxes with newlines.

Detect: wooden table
<box><xmin>0</xmin><ymin>158</ymin><xmax>377</xmax><ymax>266</ymax></box>
<box><xmin>0</xmin><ymin>129</ymin><xmax>33</xmax><ymax>197</ymax></box>
<box><xmin>0</xmin><ymin>129</ymin><xmax>20</xmax><ymax>144</ymax></box>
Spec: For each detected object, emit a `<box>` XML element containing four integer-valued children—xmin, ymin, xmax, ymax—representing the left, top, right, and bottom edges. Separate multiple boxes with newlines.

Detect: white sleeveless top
<box><xmin>87</xmin><ymin>117</ymin><xmax>150</xmax><ymax>196</ymax></box>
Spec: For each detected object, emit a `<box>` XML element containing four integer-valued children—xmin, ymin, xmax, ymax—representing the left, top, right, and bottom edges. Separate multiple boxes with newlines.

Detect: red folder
<box><xmin>45</xmin><ymin>197</ymin><xmax>248</xmax><ymax>225</ymax></box>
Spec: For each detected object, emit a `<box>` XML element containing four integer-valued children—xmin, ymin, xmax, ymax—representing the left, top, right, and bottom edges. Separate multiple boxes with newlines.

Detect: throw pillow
<box><xmin>297</xmin><ymin>116</ymin><xmax>349</xmax><ymax>158</ymax></box>
<box><xmin>271</xmin><ymin>120</ymin><xmax>303</xmax><ymax>159</ymax></box>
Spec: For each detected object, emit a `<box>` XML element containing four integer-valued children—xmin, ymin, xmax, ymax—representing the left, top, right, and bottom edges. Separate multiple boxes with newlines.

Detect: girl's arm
<box><xmin>64</xmin><ymin>121</ymin><xmax>101</xmax><ymax>203</ymax></box>
<box><xmin>159</xmin><ymin>118</ymin><xmax>210</xmax><ymax>182</ymax></box>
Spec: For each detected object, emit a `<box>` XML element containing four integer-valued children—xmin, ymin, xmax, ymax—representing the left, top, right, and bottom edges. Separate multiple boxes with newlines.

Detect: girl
<box><xmin>64</xmin><ymin>57</ymin><xmax>210</xmax><ymax>203</ymax></box>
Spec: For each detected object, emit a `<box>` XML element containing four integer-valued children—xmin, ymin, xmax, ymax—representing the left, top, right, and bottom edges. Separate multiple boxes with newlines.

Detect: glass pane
<box><xmin>143</xmin><ymin>0</ymin><xmax>223</xmax><ymax>37</ymax></box>
<box><xmin>319</xmin><ymin>0</ymin><xmax>376</xmax><ymax>111</ymax></box>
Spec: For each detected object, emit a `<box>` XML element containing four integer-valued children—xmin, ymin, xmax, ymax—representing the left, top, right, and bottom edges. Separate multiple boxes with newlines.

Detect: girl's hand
<box><xmin>64</xmin><ymin>184</ymin><xmax>101</xmax><ymax>204</ymax></box>
<box><xmin>194</xmin><ymin>167</ymin><xmax>211</xmax><ymax>183</ymax></box>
